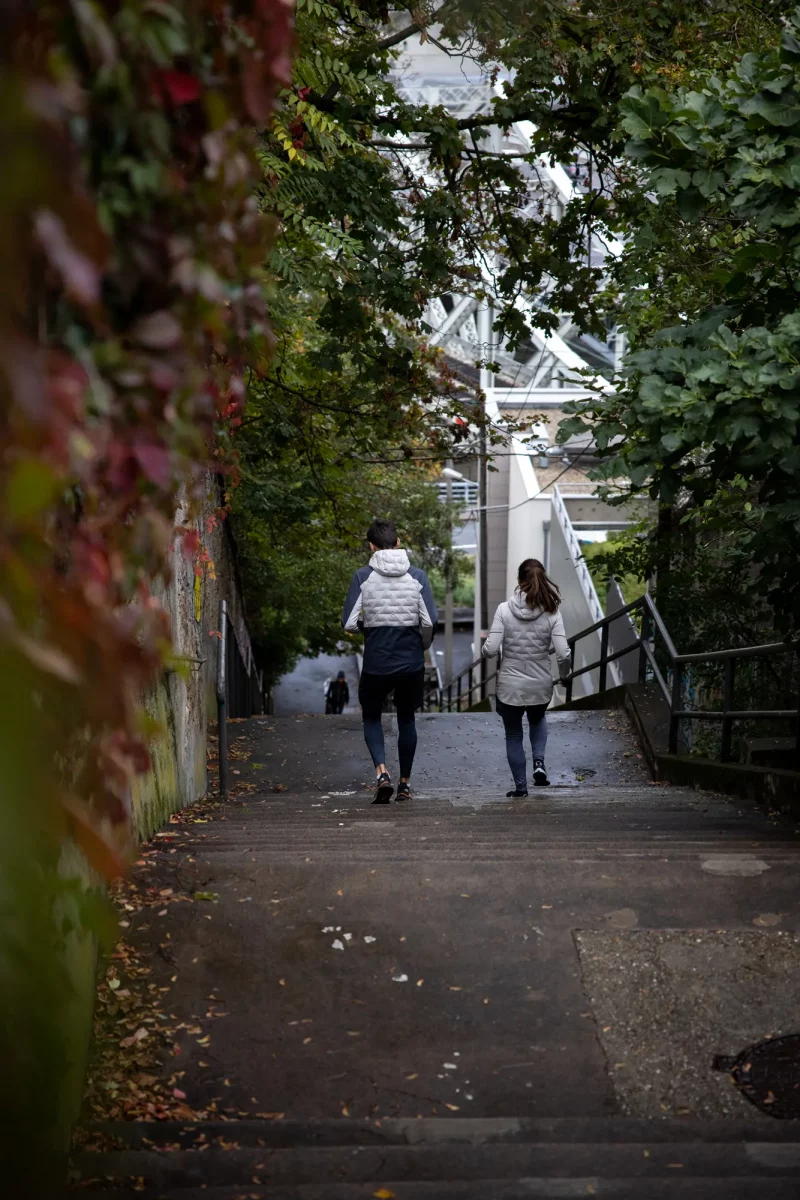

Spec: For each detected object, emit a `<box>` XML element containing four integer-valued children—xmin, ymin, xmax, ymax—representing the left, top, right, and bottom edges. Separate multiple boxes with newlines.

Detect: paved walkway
<box><xmin>109</xmin><ymin>711</ymin><xmax>800</xmax><ymax>1129</ymax></box>
<box><xmin>273</xmin><ymin>653</ymin><xmax>360</xmax><ymax>716</ymax></box>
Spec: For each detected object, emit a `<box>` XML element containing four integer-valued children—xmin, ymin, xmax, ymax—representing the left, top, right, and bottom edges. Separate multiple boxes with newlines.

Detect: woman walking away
<box><xmin>482</xmin><ymin>559</ymin><xmax>571</xmax><ymax>795</ymax></box>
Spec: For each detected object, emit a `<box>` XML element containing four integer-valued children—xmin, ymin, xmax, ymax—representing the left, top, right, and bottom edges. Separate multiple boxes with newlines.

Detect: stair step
<box><xmin>72</xmin><ymin>1140</ymin><xmax>800</xmax><ymax>1188</ymax></box>
<box><xmin>82</xmin><ymin>1117</ymin><xmax>800</xmax><ymax>1149</ymax></box>
<box><xmin>71</xmin><ymin>1176</ymin><xmax>800</xmax><ymax>1200</ymax></box>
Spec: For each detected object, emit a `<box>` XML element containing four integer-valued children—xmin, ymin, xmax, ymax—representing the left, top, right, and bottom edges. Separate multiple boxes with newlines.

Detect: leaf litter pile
<box><xmin>77</xmin><ymin>877</ymin><xmax>218</xmax><ymax>1141</ymax></box>
<box><xmin>76</xmin><ymin>742</ymin><xmax>263</xmax><ymax>1152</ymax></box>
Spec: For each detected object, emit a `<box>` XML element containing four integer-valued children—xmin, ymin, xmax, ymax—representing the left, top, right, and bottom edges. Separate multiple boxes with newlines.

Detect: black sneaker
<box><xmin>372</xmin><ymin>772</ymin><xmax>394</xmax><ymax>804</ymax></box>
<box><xmin>506</xmin><ymin>788</ymin><xmax>529</xmax><ymax>798</ymax></box>
<box><xmin>396</xmin><ymin>781</ymin><xmax>413</xmax><ymax>801</ymax></box>
<box><xmin>533</xmin><ymin>759</ymin><xmax>550</xmax><ymax>787</ymax></box>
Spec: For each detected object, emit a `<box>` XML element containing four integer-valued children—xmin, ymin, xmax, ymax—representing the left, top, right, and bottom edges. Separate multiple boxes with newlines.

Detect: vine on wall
<box><xmin>0</xmin><ymin>0</ymin><xmax>292</xmax><ymax>1166</ymax></box>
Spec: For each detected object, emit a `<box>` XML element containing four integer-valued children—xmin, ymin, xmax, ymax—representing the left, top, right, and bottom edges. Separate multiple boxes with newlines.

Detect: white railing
<box><xmin>552</xmin><ymin>485</ymin><xmax>605</xmax><ymax>626</ymax></box>
<box><xmin>436</xmin><ymin>480</ymin><xmax>478</xmax><ymax>505</ymax></box>
<box><xmin>392</xmin><ymin>78</ymin><xmax>492</xmax><ymax>117</ymax></box>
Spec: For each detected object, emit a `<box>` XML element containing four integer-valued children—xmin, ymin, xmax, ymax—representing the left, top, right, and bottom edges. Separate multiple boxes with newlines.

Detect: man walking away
<box><xmin>342</xmin><ymin>518</ymin><xmax>438</xmax><ymax>804</ymax></box>
<box><xmin>325</xmin><ymin>671</ymin><xmax>349</xmax><ymax>715</ymax></box>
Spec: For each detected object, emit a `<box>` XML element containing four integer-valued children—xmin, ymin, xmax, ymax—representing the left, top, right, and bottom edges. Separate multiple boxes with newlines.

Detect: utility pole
<box><xmin>444</xmin><ymin>459</ymin><xmax>454</xmax><ymax>685</ymax></box>
<box><xmin>477</xmin><ymin>297</ymin><xmax>492</xmax><ymax>641</ymax></box>
<box><xmin>479</xmin><ymin>407</ymin><xmax>488</xmax><ymax>636</ymax></box>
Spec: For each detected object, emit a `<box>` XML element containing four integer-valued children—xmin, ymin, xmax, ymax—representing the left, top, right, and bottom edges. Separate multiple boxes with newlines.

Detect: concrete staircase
<box><xmin>73</xmin><ymin>1116</ymin><xmax>800</xmax><ymax>1197</ymax></box>
<box><xmin>71</xmin><ymin>713</ymin><xmax>800</xmax><ymax>1199</ymax></box>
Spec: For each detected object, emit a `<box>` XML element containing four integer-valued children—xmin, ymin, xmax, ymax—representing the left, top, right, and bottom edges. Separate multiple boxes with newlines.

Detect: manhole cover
<box><xmin>713</xmin><ymin>1033</ymin><xmax>800</xmax><ymax>1118</ymax></box>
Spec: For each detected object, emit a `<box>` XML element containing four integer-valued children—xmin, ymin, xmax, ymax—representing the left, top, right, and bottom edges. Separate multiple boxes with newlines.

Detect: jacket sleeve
<box><xmin>550</xmin><ymin>611</ymin><xmax>571</xmax><ymax>678</ymax></box>
<box><xmin>343</xmin><ymin>683</ymin><xmax>350</xmax><ymax>703</ymax></box>
<box><xmin>417</xmin><ymin>571</ymin><xmax>438</xmax><ymax>649</ymax></box>
<box><xmin>482</xmin><ymin>605</ymin><xmax>505</xmax><ymax>658</ymax></box>
<box><xmin>342</xmin><ymin>572</ymin><xmax>364</xmax><ymax>632</ymax></box>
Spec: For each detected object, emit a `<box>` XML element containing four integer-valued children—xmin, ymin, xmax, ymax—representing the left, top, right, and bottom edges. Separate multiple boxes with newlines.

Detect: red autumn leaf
<box><xmin>154</xmin><ymin>69</ymin><xmax>202</xmax><ymax>105</ymax></box>
<box><xmin>133</xmin><ymin>441</ymin><xmax>172</xmax><ymax>488</ymax></box>
<box><xmin>180</xmin><ymin>528</ymin><xmax>200</xmax><ymax>557</ymax></box>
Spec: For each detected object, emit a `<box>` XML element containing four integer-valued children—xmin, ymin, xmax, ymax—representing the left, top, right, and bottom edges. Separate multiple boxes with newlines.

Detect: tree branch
<box><xmin>369</xmin><ymin>3</ymin><xmax>453</xmax><ymax>55</ymax></box>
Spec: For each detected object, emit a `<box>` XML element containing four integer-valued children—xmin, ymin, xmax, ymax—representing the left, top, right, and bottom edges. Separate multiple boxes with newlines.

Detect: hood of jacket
<box><xmin>508</xmin><ymin>589</ymin><xmax>546</xmax><ymax>621</ymax></box>
<box><xmin>369</xmin><ymin>548</ymin><xmax>410</xmax><ymax>577</ymax></box>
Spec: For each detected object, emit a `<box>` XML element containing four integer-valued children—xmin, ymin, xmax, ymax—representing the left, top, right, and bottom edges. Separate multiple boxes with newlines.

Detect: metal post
<box><xmin>565</xmin><ymin>644</ymin><xmax>574</xmax><ymax>705</ymax></box>
<box><xmin>444</xmin><ymin>459</ymin><xmax>454</xmax><ymax>686</ymax></box>
<box><xmin>478</xmin><ymin>300</ymin><xmax>491</xmax><ymax>641</ymax></box>
<box><xmin>669</xmin><ymin>661</ymin><xmax>682</xmax><ymax>755</ymax></box>
<box><xmin>720</xmin><ymin>658</ymin><xmax>736</xmax><ymax>763</ymax></box>
<box><xmin>638</xmin><ymin>605</ymin><xmax>650</xmax><ymax>685</ymax></box>
<box><xmin>468</xmin><ymin>665</ymin><xmax>473</xmax><ymax>706</ymax></box>
<box><xmin>447</xmin><ymin>682</ymin><xmax>452</xmax><ymax>713</ymax></box>
<box><xmin>599</xmin><ymin>623</ymin><xmax>609</xmax><ymax>694</ymax></box>
<box><xmin>480</xmin><ymin>654</ymin><xmax>487</xmax><ymax>703</ymax></box>
<box><xmin>457</xmin><ymin>673</ymin><xmax>462</xmax><ymax>712</ymax></box>
<box><xmin>216</xmin><ymin>600</ymin><xmax>228</xmax><ymax>800</ymax></box>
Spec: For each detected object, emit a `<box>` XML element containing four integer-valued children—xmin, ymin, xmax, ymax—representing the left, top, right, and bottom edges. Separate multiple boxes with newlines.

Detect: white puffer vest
<box><xmin>482</xmin><ymin>591</ymin><xmax>571</xmax><ymax>706</ymax></box>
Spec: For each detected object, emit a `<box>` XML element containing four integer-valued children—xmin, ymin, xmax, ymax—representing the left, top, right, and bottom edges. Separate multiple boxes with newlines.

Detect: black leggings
<box><xmin>358</xmin><ymin>670</ymin><xmax>424</xmax><ymax>778</ymax></box>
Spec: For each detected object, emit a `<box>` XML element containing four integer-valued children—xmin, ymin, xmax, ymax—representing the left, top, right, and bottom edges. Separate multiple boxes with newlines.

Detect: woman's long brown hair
<box><xmin>517</xmin><ymin>558</ymin><xmax>561</xmax><ymax>613</ymax></box>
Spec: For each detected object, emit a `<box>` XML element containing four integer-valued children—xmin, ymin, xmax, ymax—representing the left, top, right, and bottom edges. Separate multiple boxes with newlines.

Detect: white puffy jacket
<box><xmin>342</xmin><ymin>549</ymin><xmax>438</xmax><ymax>675</ymax></box>
<box><xmin>482</xmin><ymin>590</ymin><xmax>571</xmax><ymax>706</ymax></box>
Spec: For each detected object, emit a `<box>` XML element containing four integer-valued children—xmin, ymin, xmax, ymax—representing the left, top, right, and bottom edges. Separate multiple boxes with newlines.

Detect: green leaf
<box><xmin>6</xmin><ymin>458</ymin><xmax>59</xmax><ymax>520</ymax></box>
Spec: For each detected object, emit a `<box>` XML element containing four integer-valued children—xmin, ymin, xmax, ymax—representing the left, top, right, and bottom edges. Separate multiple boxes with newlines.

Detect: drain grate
<box><xmin>713</xmin><ymin>1033</ymin><xmax>800</xmax><ymax>1119</ymax></box>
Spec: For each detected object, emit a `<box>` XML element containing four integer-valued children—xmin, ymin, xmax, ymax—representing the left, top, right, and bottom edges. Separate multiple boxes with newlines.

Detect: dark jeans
<box><xmin>496</xmin><ymin>697</ymin><xmax>548</xmax><ymax>790</ymax></box>
<box><xmin>358</xmin><ymin>669</ymin><xmax>424</xmax><ymax>779</ymax></box>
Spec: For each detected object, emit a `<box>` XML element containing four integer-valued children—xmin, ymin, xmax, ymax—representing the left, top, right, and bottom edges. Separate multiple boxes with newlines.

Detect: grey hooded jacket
<box><xmin>342</xmin><ymin>548</ymin><xmax>438</xmax><ymax>675</ymax></box>
<box><xmin>482</xmin><ymin>590</ymin><xmax>571</xmax><ymax>706</ymax></box>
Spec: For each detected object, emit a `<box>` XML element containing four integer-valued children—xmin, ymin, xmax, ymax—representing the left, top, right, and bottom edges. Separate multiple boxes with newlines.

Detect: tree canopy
<box><xmin>230</xmin><ymin>0</ymin><xmax>792</xmax><ymax>673</ymax></box>
<box><xmin>560</xmin><ymin>3</ymin><xmax>800</xmax><ymax>641</ymax></box>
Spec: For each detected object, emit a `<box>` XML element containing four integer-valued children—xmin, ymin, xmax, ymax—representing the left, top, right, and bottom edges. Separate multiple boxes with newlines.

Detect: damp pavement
<box><xmin>121</xmin><ymin>708</ymin><xmax>800</xmax><ymax>1128</ymax></box>
<box><xmin>272</xmin><ymin>652</ymin><xmax>360</xmax><ymax>716</ymax></box>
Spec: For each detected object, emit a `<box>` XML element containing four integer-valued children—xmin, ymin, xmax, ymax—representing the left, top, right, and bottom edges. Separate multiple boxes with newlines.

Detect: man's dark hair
<box><xmin>367</xmin><ymin>517</ymin><xmax>398</xmax><ymax>549</ymax></box>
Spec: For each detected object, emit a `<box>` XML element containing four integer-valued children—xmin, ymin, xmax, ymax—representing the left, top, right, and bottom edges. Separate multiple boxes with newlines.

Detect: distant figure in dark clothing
<box><xmin>326</xmin><ymin>671</ymin><xmax>349</xmax><ymax>715</ymax></box>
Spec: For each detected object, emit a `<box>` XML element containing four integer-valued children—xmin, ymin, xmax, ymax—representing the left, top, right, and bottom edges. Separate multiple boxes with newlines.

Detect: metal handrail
<box><xmin>438</xmin><ymin>654</ymin><xmax>497</xmax><ymax>713</ymax></box>
<box><xmin>565</xmin><ymin>592</ymin><xmax>799</xmax><ymax>761</ymax></box>
<box><xmin>215</xmin><ymin>599</ymin><xmax>266</xmax><ymax>797</ymax></box>
<box><xmin>216</xmin><ymin>600</ymin><xmax>228</xmax><ymax>800</ymax></box>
